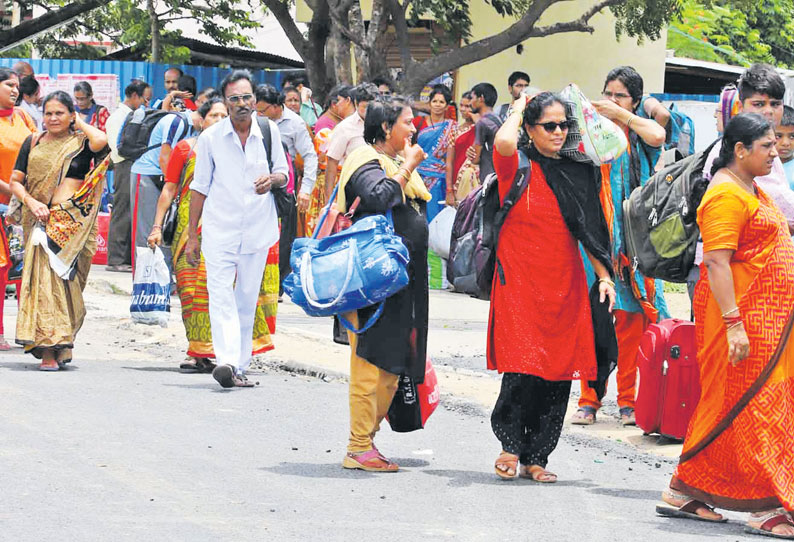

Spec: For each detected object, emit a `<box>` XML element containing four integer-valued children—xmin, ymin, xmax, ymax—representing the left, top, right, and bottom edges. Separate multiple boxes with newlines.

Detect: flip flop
<box><xmin>745</xmin><ymin>510</ymin><xmax>794</xmax><ymax>539</ymax></box>
<box><xmin>656</xmin><ymin>500</ymin><xmax>727</xmax><ymax>523</ymax></box>
<box><xmin>342</xmin><ymin>449</ymin><xmax>399</xmax><ymax>472</ymax></box>
<box><xmin>179</xmin><ymin>359</ymin><xmax>201</xmax><ymax>373</ymax></box>
<box><xmin>571</xmin><ymin>407</ymin><xmax>597</xmax><ymax>425</ymax></box>
<box><xmin>620</xmin><ymin>407</ymin><xmax>637</xmax><ymax>426</ymax></box>
<box><xmin>38</xmin><ymin>361</ymin><xmax>60</xmax><ymax>372</ymax></box>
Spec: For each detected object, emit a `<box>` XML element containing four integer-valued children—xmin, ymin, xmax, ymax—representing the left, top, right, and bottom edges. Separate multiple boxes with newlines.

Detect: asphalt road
<box><xmin>0</xmin><ymin>350</ymin><xmax>761</xmax><ymax>541</ymax></box>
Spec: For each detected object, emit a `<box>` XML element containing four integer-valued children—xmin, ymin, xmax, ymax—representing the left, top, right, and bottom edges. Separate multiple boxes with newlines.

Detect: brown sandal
<box><xmin>656</xmin><ymin>490</ymin><xmax>727</xmax><ymax>523</ymax></box>
<box><xmin>520</xmin><ymin>464</ymin><xmax>558</xmax><ymax>483</ymax></box>
<box><xmin>494</xmin><ymin>451</ymin><xmax>518</xmax><ymax>480</ymax></box>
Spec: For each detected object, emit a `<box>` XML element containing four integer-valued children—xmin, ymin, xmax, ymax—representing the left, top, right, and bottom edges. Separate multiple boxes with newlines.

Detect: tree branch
<box><xmin>261</xmin><ymin>0</ymin><xmax>309</xmax><ymax>57</ymax></box>
<box><xmin>327</xmin><ymin>0</ymin><xmax>371</xmax><ymax>50</ymax></box>
<box><xmin>528</xmin><ymin>0</ymin><xmax>621</xmax><ymax>37</ymax></box>
<box><xmin>0</xmin><ymin>0</ymin><xmax>106</xmax><ymax>51</ymax></box>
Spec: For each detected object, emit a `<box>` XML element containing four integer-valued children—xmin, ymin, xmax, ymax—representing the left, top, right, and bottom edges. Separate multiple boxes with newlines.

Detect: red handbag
<box><xmin>314</xmin><ymin>196</ymin><xmax>361</xmax><ymax>240</ymax></box>
<box><xmin>386</xmin><ymin>357</ymin><xmax>440</xmax><ymax>432</ymax></box>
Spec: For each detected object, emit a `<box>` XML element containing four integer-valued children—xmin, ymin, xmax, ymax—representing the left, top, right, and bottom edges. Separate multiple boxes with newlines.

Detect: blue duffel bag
<box><xmin>283</xmin><ymin>186</ymin><xmax>410</xmax><ymax>334</ymax></box>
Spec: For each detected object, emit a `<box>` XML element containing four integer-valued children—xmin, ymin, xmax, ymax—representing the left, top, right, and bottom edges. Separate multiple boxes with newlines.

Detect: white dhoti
<box><xmin>203</xmin><ymin>248</ymin><xmax>271</xmax><ymax>373</ymax></box>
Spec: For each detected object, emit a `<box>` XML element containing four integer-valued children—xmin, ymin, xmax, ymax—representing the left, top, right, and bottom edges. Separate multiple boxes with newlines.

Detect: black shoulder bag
<box><xmin>256</xmin><ymin>117</ymin><xmax>295</xmax><ymax>218</ymax></box>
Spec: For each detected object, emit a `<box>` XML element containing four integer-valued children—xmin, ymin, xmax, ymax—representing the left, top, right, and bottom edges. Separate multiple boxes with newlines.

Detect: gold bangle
<box><xmin>626</xmin><ymin>115</ymin><xmax>636</xmax><ymax>130</ymax></box>
<box><xmin>598</xmin><ymin>277</ymin><xmax>615</xmax><ymax>288</ymax></box>
<box><xmin>722</xmin><ymin>307</ymin><xmax>740</xmax><ymax>318</ymax></box>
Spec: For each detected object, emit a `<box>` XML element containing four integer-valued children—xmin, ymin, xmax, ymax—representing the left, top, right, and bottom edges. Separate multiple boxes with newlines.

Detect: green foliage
<box><xmin>23</xmin><ymin>0</ymin><xmax>259</xmax><ymax>62</ymax></box>
<box><xmin>669</xmin><ymin>0</ymin><xmax>794</xmax><ymax>68</ymax></box>
<box><xmin>0</xmin><ymin>42</ymin><xmax>32</xmax><ymax>59</ymax></box>
<box><xmin>408</xmin><ymin>0</ymin><xmax>681</xmax><ymax>46</ymax></box>
<box><xmin>611</xmin><ymin>0</ymin><xmax>682</xmax><ymax>42</ymax></box>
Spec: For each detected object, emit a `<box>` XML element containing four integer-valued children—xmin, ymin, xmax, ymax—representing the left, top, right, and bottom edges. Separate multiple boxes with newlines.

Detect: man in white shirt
<box><xmin>104</xmin><ymin>80</ymin><xmax>150</xmax><ymax>272</ymax></box>
<box><xmin>188</xmin><ymin>70</ymin><xmax>289</xmax><ymax>389</ymax></box>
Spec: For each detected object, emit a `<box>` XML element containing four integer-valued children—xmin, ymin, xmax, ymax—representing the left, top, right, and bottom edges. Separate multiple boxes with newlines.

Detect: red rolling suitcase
<box><xmin>635</xmin><ymin>319</ymin><xmax>701</xmax><ymax>440</ymax></box>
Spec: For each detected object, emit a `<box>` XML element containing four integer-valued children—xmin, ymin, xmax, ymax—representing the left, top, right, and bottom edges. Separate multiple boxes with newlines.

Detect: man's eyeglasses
<box><xmin>603</xmin><ymin>91</ymin><xmax>631</xmax><ymax>100</ymax></box>
<box><xmin>227</xmin><ymin>93</ymin><xmax>254</xmax><ymax>104</ymax></box>
<box><xmin>532</xmin><ymin>121</ymin><xmax>571</xmax><ymax>133</ymax></box>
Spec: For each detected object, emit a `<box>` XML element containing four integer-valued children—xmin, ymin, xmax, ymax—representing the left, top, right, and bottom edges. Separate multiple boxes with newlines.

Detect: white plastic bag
<box><xmin>428</xmin><ymin>206</ymin><xmax>456</xmax><ymax>260</ymax></box>
<box><xmin>130</xmin><ymin>247</ymin><xmax>170</xmax><ymax>327</ymax></box>
<box><xmin>560</xmin><ymin>83</ymin><xmax>628</xmax><ymax>165</ymax></box>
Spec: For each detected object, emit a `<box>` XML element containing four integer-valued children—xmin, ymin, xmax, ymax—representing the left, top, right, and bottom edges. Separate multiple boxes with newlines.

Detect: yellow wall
<box><xmin>456</xmin><ymin>1</ymin><xmax>667</xmax><ymax>103</ymax></box>
<box><xmin>296</xmin><ymin>0</ymin><xmax>667</xmax><ymax>101</ymax></box>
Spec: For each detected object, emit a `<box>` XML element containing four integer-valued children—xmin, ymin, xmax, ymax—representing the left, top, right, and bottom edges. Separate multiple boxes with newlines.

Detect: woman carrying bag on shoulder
<box><xmin>488</xmin><ymin>92</ymin><xmax>616</xmax><ymax>482</ymax></box>
<box><xmin>335</xmin><ymin>95</ymin><xmax>431</xmax><ymax>472</ymax></box>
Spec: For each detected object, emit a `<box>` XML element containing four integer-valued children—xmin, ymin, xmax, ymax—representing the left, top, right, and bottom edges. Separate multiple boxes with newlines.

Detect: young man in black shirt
<box><xmin>467</xmin><ymin>83</ymin><xmax>502</xmax><ymax>183</ymax></box>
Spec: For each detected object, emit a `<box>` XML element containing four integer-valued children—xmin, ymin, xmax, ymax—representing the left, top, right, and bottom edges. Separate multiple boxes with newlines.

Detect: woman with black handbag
<box><xmin>335</xmin><ymin>95</ymin><xmax>431</xmax><ymax>472</ymax></box>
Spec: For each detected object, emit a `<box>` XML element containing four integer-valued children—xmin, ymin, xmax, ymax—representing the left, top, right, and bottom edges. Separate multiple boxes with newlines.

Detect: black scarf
<box><xmin>524</xmin><ymin>144</ymin><xmax>618</xmax><ymax>398</ymax></box>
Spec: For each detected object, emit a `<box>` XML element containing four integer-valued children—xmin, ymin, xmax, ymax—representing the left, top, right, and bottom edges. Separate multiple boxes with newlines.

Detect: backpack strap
<box><xmin>494</xmin><ymin>161</ymin><xmax>530</xmax><ymax>227</ymax></box>
<box><xmin>256</xmin><ymin>116</ymin><xmax>274</xmax><ymax>172</ymax></box>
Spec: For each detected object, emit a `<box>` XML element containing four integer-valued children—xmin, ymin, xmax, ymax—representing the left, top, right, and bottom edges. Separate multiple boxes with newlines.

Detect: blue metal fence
<box><xmin>0</xmin><ymin>58</ymin><xmax>294</xmax><ymax>102</ymax></box>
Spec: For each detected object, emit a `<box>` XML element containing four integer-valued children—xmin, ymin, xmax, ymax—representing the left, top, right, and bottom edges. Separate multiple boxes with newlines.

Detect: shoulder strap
<box><xmin>500</xmin><ymin>161</ymin><xmax>531</xmax><ymax>215</ymax></box>
<box><xmin>175</xmin><ymin>138</ymin><xmax>198</xmax><ymax>206</ymax></box>
<box><xmin>257</xmin><ymin>116</ymin><xmax>274</xmax><ymax>172</ymax></box>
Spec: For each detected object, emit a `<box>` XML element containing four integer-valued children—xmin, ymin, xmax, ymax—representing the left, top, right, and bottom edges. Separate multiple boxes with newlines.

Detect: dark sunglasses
<box><xmin>532</xmin><ymin>121</ymin><xmax>571</xmax><ymax>133</ymax></box>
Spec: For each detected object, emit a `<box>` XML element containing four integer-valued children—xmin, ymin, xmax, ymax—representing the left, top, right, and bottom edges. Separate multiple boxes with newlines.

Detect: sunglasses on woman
<box><xmin>532</xmin><ymin>121</ymin><xmax>571</xmax><ymax>133</ymax></box>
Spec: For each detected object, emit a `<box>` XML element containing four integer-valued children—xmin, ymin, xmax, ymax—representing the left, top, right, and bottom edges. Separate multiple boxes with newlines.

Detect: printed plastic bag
<box><xmin>428</xmin><ymin>206</ymin><xmax>456</xmax><ymax>260</ymax></box>
<box><xmin>560</xmin><ymin>83</ymin><xmax>627</xmax><ymax>165</ymax></box>
<box><xmin>386</xmin><ymin>358</ymin><xmax>440</xmax><ymax>432</ymax></box>
<box><xmin>130</xmin><ymin>246</ymin><xmax>170</xmax><ymax>327</ymax></box>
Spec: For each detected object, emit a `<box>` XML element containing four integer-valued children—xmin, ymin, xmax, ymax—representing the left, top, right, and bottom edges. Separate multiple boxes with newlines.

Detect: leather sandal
<box><xmin>656</xmin><ymin>490</ymin><xmax>727</xmax><ymax>523</ymax></box>
<box><xmin>746</xmin><ymin>509</ymin><xmax>794</xmax><ymax>539</ymax></box>
<box><xmin>342</xmin><ymin>449</ymin><xmax>399</xmax><ymax>472</ymax></box>
<box><xmin>520</xmin><ymin>464</ymin><xmax>558</xmax><ymax>483</ymax></box>
<box><xmin>494</xmin><ymin>451</ymin><xmax>518</xmax><ymax>480</ymax></box>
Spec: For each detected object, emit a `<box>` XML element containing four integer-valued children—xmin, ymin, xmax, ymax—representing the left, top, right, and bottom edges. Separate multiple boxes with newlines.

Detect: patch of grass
<box><xmin>663</xmin><ymin>281</ymin><xmax>688</xmax><ymax>294</ymax></box>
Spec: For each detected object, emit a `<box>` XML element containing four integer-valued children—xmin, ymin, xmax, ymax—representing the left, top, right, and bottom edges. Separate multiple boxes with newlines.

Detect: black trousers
<box><xmin>107</xmin><ymin>160</ymin><xmax>132</xmax><ymax>266</ymax></box>
<box><xmin>278</xmin><ymin>202</ymin><xmax>297</xmax><ymax>296</ymax></box>
<box><xmin>491</xmin><ymin>373</ymin><xmax>571</xmax><ymax>468</ymax></box>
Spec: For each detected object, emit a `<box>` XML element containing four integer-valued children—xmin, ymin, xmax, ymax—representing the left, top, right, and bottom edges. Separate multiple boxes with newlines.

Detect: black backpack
<box><xmin>474</xmin><ymin>165</ymin><xmax>530</xmax><ymax>297</ymax></box>
<box><xmin>622</xmin><ymin>140</ymin><xmax>717</xmax><ymax>283</ymax></box>
<box><xmin>256</xmin><ymin>116</ymin><xmax>294</xmax><ymax>218</ymax></box>
<box><xmin>117</xmin><ymin>109</ymin><xmax>188</xmax><ymax>161</ymax></box>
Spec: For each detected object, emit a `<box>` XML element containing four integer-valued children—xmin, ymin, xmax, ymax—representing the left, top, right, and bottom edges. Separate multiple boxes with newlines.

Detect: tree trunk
<box><xmin>0</xmin><ymin>0</ymin><xmax>106</xmax><ymax>51</ymax></box>
<box><xmin>332</xmin><ymin>26</ymin><xmax>353</xmax><ymax>84</ymax></box>
<box><xmin>349</xmin><ymin>4</ymin><xmax>369</xmax><ymax>83</ymax></box>
<box><xmin>147</xmin><ymin>0</ymin><xmax>161</xmax><ymax>63</ymax></box>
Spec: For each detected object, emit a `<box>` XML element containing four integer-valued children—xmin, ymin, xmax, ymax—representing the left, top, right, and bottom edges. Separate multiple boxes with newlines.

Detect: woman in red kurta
<box><xmin>488</xmin><ymin>92</ymin><xmax>616</xmax><ymax>482</ymax></box>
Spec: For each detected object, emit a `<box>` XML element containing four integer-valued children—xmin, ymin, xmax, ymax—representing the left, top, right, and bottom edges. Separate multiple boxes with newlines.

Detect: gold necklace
<box><xmin>725</xmin><ymin>168</ymin><xmax>755</xmax><ymax>193</ymax></box>
<box><xmin>374</xmin><ymin>143</ymin><xmax>398</xmax><ymax>160</ymax></box>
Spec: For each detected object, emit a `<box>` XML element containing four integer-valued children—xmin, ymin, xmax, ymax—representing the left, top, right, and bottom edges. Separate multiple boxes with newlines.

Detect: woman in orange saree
<box><xmin>658</xmin><ymin>114</ymin><xmax>794</xmax><ymax>538</ymax></box>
